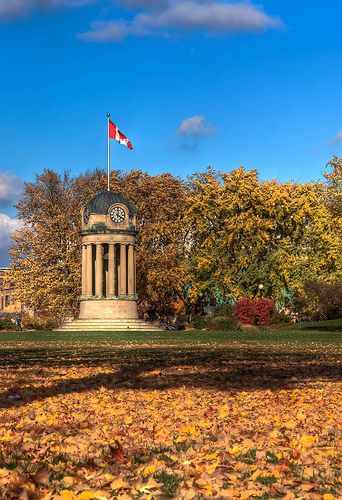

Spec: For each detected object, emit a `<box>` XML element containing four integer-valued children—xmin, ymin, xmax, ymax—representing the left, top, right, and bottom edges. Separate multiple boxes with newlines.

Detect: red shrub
<box><xmin>255</xmin><ymin>298</ymin><xmax>275</xmax><ymax>325</ymax></box>
<box><xmin>233</xmin><ymin>298</ymin><xmax>275</xmax><ymax>326</ymax></box>
<box><xmin>232</xmin><ymin>298</ymin><xmax>256</xmax><ymax>325</ymax></box>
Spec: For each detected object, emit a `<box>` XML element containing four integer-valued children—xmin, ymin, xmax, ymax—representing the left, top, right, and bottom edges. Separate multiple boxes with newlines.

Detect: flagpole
<box><xmin>107</xmin><ymin>112</ymin><xmax>110</xmax><ymax>191</ymax></box>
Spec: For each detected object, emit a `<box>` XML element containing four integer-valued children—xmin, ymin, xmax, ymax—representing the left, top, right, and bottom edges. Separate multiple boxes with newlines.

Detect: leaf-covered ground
<box><xmin>0</xmin><ymin>323</ymin><xmax>341</xmax><ymax>499</ymax></box>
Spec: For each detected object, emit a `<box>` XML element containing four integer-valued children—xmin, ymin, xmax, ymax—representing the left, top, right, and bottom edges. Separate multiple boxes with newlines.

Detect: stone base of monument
<box><xmin>57</xmin><ymin>298</ymin><xmax>164</xmax><ymax>331</ymax></box>
<box><xmin>57</xmin><ymin>317</ymin><xmax>163</xmax><ymax>332</ymax></box>
<box><xmin>79</xmin><ymin>298</ymin><xmax>139</xmax><ymax>320</ymax></box>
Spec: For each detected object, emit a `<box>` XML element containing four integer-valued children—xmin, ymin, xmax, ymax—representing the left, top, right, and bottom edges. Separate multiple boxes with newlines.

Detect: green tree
<box><xmin>185</xmin><ymin>167</ymin><xmax>341</xmax><ymax>301</ymax></box>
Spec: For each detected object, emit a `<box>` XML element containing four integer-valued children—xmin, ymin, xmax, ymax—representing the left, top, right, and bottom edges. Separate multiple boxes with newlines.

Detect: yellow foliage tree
<box><xmin>7</xmin><ymin>170</ymin><xmax>82</xmax><ymax>318</ymax></box>
<box><xmin>185</xmin><ymin>167</ymin><xmax>341</xmax><ymax>301</ymax></box>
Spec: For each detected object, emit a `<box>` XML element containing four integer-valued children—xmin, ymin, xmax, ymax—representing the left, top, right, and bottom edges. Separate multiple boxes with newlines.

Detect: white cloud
<box><xmin>177</xmin><ymin>115</ymin><xmax>215</xmax><ymax>138</ymax></box>
<box><xmin>331</xmin><ymin>130</ymin><xmax>342</xmax><ymax>144</ymax></box>
<box><xmin>79</xmin><ymin>0</ymin><xmax>282</xmax><ymax>41</ymax></box>
<box><xmin>0</xmin><ymin>214</ymin><xmax>22</xmax><ymax>266</ymax></box>
<box><xmin>0</xmin><ymin>172</ymin><xmax>23</xmax><ymax>208</ymax></box>
<box><xmin>79</xmin><ymin>20</ymin><xmax>138</xmax><ymax>42</ymax></box>
<box><xmin>0</xmin><ymin>0</ymin><xmax>95</xmax><ymax>19</ymax></box>
<box><xmin>177</xmin><ymin>115</ymin><xmax>215</xmax><ymax>151</ymax></box>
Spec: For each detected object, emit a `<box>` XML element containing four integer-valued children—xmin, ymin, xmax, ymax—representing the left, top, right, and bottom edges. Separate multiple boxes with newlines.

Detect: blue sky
<box><xmin>0</xmin><ymin>0</ymin><xmax>342</xmax><ymax>264</ymax></box>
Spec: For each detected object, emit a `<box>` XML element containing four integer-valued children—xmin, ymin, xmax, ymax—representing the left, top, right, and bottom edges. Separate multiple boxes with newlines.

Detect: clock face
<box><xmin>83</xmin><ymin>207</ymin><xmax>89</xmax><ymax>224</ymax></box>
<box><xmin>110</xmin><ymin>206</ymin><xmax>125</xmax><ymax>223</ymax></box>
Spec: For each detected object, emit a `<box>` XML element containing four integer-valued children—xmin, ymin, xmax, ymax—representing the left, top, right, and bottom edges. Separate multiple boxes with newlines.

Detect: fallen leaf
<box><xmin>300</xmin><ymin>435</ymin><xmax>316</xmax><ymax>447</ymax></box>
<box><xmin>34</xmin><ymin>469</ymin><xmax>50</xmax><ymax>485</ymax></box>
<box><xmin>109</xmin><ymin>443</ymin><xmax>126</xmax><ymax>464</ymax></box>
<box><xmin>110</xmin><ymin>479</ymin><xmax>130</xmax><ymax>491</ymax></box>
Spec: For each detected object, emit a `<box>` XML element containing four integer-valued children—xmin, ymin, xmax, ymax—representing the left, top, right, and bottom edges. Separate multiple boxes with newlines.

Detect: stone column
<box><xmin>95</xmin><ymin>243</ymin><xmax>104</xmax><ymax>297</ymax></box>
<box><xmin>81</xmin><ymin>244</ymin><xmax>87</xmax><ymax>296</ymax></box>
<box><xmin>120</xmin><ymin>244</ymin><xmax>127</xmax><ymax>295</ymax></box>
<box><xmin>128</xmin><ymin>244</ymin><xmax>134</xmax><ymax>295</ymax></box>
<box><xmin>86</xmin><ymin>243</ymin><xmax>93</xmax><ymax>296</ymax></box>
<box><xmin>133</xmin><ymin>245</ymin><xmax>137</xmax><ymax>296</ymax></box>
<box><xmin>108</xmin><ymin>243</ymin><xmax>115</xmax><ymax>297</ymax></box>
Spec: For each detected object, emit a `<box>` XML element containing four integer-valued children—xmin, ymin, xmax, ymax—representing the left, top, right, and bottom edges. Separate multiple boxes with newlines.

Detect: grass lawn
<box><xmin>0</xmin><ymin>320</ymin><xmax>341</xmax><ymax>499</ymax></box>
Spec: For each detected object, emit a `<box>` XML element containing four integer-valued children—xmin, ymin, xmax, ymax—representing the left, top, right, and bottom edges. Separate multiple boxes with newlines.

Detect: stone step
<box><xmin>57</xmin><ymin>329</ymin><xmax>162</xmax><ymax>332</ymax></box>
<box><xmin>61</xmin><ymin>322</ymin><xmax>161</xmax><ymax>327</ymax></box>
<box><xmin>63</xmin><ymin>319</ymin><xmax>152</xmax><ymax>322</ymax></box>
<box><xmin>56</xmin><ymin>318</ymin><xmax>163</xmax><ymax>332</ymax></box>
<box><xmin>57</xmin><ymin>328</ymin><xmax>161</xmax><ymax>331</ymax></box>
<box><xmin>62</xmin><ymin>325</ymin><xmax>159</xmax><ymax>327</ymax></box>
<box><xmin>60</xmin><ymin>323</ymin><xmax>161</xmax><ymax>327</ymax></box>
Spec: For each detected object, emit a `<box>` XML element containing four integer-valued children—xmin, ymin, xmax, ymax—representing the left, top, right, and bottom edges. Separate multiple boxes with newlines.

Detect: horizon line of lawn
<box><xmin>0</xmin><ymin>319</ymin><xmax>341</xmax><ymax>346</ymax></box>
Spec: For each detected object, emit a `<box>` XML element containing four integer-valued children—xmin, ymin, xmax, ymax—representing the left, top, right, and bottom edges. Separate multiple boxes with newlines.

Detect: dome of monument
<box><xmin>87</xmin><ymin>191</ymin><xmax>137</xmax><ymax>215</ymax></box>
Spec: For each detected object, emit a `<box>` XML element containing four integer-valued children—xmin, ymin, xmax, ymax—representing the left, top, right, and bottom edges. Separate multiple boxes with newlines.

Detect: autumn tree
<box><xmin>8</xmin><ymin>168</ymin><xmax>188</xmax><ymax>319</ymax></box>
<box><xmin>7</xmin><ymin>170</ymin><xmax>82</xmax><ymax>318</ymax></box>
<box><xmin>118</xmin><ymin>170</ymin><xmax>189</xmax><ymax>310</ymax></box>
<box><xmin>185</xmin><ymin>167</ymin><xmax>341</xmax><ymax>302</ymax></box>
<box><xmin>74</xmin><ymin>169</ymin><xmax>190</xmax><ymax>309</ymax></box>
<box><xmin>324</xmin><ymin>157</ymin><xmax>342</xmax><ymax>248</ymax></box>
<box><xmin>324</xmin><ymin>156</ymin><xmax>342</xmax><ymax>217</ymax></box>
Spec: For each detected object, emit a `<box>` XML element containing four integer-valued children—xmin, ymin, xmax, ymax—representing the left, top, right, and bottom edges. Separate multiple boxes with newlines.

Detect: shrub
<box><xmin>233</xmin><ymin>298</ymin><xmax>275</xmax><ymax>326</ymax></box>
<box><xmin>206</xmin><ymin>316</ymin><xmax>237</xmax><ymax>331</ymax></box>
<box><xmin>0</xmin><ymin>313</ymin><xmax>19</xmax><ymax>331</ymax></box>
<box><xmin>189</xmin><ymin>303</ymin><xmax>237</xmax><ymax>331</ymax></box>
<box><xmin>255</xmin><ymin>299</ymin><xmax>275</xmax><ymax>325</ymax></box>
<box><xmin>292</xmin><ymin>280</ymin><xmax>342</xmax><ymax>321</ymax></box>
<box><xmin>191</xmin><ymin>316</ymin><xmax>207</xmax><ymax>330</ymax></box>
<box><xmin>233</xmin><ymin>298</ymin><xmax>256</xmax><ymax>325</ymax></box>
<box><xmin>0</xmin><ymin>317</ymin><xmax>15</xmax><ymax>331</ymax></box>
<box><xmin>22</xmin><ymin>316</ymin><xmax>57</xmax><ymax>331</ymax></box>
<box><xmin>272</xmin><ymin>309</ymin><xmax>292</xmax><ymax>325</ymax></box>
<box><xmin>206</xmin><ymin>303</ymin><xmax>238</xmax><ymax>330</ymax></box>
<box><xmin>190</xmin><ymin>303</ymin><xmax>238</xmax><ymax>331</ymax></box>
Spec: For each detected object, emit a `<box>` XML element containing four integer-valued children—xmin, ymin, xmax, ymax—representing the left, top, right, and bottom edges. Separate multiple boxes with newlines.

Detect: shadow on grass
<box><xmin>300</xmin><ymin>325</ymin><xmax>342</xmax><ymax>332</ymax></box>
<box><xmin>0</xmin><ymin>345</ymin><xmax>341</xmax><ymax>409</ymax></box>
<box><xmin>296</xmin><ymin>318</ymin><xmax>342</xmax><ymax>333</ymax></box>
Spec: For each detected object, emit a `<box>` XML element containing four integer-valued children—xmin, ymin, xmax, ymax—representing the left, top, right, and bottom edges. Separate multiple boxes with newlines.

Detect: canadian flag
<box><xmin>109</xmin><ymin>119</ymin><xmax>133</xmax><ymax>150</ymax></box>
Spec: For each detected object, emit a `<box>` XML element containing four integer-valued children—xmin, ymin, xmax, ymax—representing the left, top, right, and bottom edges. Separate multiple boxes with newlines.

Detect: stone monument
<box><xmin>60</xmin><ymin>191</ymin><xmax>161</xmax><ymax>331</ymax></box>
